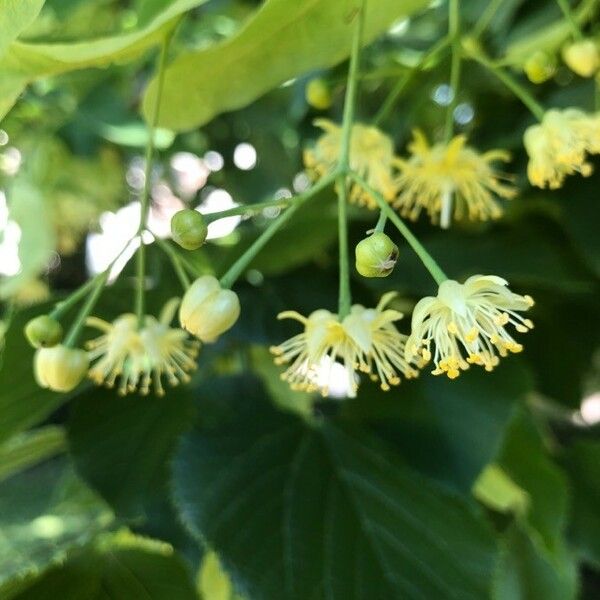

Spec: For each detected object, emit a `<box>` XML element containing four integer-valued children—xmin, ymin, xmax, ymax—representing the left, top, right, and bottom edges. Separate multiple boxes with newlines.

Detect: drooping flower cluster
<box><xmin>393</xmin><ymin>131</ymin><xmax>516</xmax><ymax>228</ymax></box>
<box><xmin>271</xmin><ymin>293</ymin><xmax>419</xmax><ymax>397</ymax></box>
<box><xmin>304</xmin><ymin>121</ymin><xmax>517</xmax><ymax>227</ymax></box>
<box><xmin>303</xmin><ymin>119</ymin><xmax>398</xmax><ymax>209</ymax></box>
<box><xmin>86</xmin><ymin>299</ymin><xmax>200</xmax><ymax>396</ymax></box>
<box><xmin>524</xmin><ymin>108</ymin><xmax>600</xmax><ymax>189</ymax></box>
<box><xmin>273</xmin><ymin>277</ymin><xmax>534</xmax><ymax>393</ymax></box>
<box><xmin>31</xmin><ymin>276</ymin><xmax>241</xmax><ymax>396</ymax></box>
<box><xmin>405</xmin><ymin>275</ymin><xmax>534</xmax><ymax>379</ymax></box>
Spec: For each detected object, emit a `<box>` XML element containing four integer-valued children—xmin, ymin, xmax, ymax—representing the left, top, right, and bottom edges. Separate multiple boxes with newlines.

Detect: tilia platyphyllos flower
<box><xmin>303</xmin><ymin>119</ymin><xmax>398</xmax><ymax>209</ymax></box>
<box><xmin>405</xmin><ymin>275</ymin><xmax>534</xmax><ymax>379</ymax></box>
<box><xmin>394</xmin><ymin>130</ymin><xmax>516</xmax><ymax>228</ymax></box>
<box><xmin>86</xmin><ymin>298</ymin><xmax>200</xmax><ymax>396</ymax></box>
<box><xmin>524</xmin><ymin>108</ymin><xmax>600</xmax><ymax>189</ymax></box>
<box><xmin>271</xmin><ymin>294</ymin><xmax>418</xmax><ymax>397</ymax></box>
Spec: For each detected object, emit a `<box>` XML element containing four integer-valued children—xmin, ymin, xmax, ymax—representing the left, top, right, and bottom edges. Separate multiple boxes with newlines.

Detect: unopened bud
<box><xmin>524</xmin><ymin>50</ymin><xmax>557</xmax><ymax>84</ymax></box>
<box><xmin>179</xmin><ymin>275</ymin><xmax>240</xmax><ymax>343</ymax></box>
<box><xmin>306</xmin><ymin>78</ymin><xmax>332</xmax><ymax>110</ymax></box>
<box><xmin>171</xmin><ymin>209</ymin><xmax>208</xmax><ymax>250</ymax></box>
<box><xmin>562</xmin><ymin>39</ymin><xmax>600</xmax><ymax>77</ymax></box>
<box><xmin>355</xmin><ymin>232</ymin><xmax>399</xmax><ymax>278</ymax></box>
<box><xmin>34</xmin><ymin>345</ymin><xmax>89</xmax><ymax>392</ymax></box>
<box><xmin>25</xmin><ymin>315</ymin><xmax>63</xmax><ymax>348</ymax></box>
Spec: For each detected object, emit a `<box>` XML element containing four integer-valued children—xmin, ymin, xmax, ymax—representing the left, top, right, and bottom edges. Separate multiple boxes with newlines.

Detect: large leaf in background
<box><xmin>342</xmin><ymin>359</ymin><xmax>532</xmax><ymax>493</ymax></box>
<box><xmin>0</xmin><ymin>425</ymin><xmax>66</xmax><ymax>483</ymax></box>
<box><xmin>12</xmin><ymin>532</ymin><xmax>197</xmax><ymax>600</ymax></box>
<box><xmin>493</xmin><ymin>525</ymin><xmax>578</xmax><ymax>600</ymax></box>
<box><xmin>173</xmin><ymin>376</ymin><xmax>497</xmax><ymax>599</ymax></box>
<box><xmin>68</xmin><ymin>387</ymin><xmax>195</xmax><ymax>519</ymax></box>
<box><xmin>0</xmin><ymin>0</ymin><xmax>209</xmax><ymax>121</ymax></box>
<box><xmin>0</xmin><ymin>303</ymin><xmax>69</xmax><ymax>444</ymax></box>
<box><xmin>560</xmin><ymin>441</ymin><xmax>600</xmax><ymax>568</ymax></box>
<box><xmin>0</xmin><ymin>0</ymin><xmax>46</xmax><ymax>57</ymax></box>
<box><xmin>143</xmin><ymin>0</ymin><xmax>431</xmax><ymax>131</ymax></box>
<box><xmin>0</xmin><ymin>457</ymin><xmax>113</xmax><ymax>599</ymax></box>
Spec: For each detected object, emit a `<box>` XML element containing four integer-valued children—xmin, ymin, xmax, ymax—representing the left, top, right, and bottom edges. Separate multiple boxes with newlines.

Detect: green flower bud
<box><xmin>524</xmin><ymin>51</ymin><xmax>557</xmax><ymax>84</ymax></box>
<box><xmin>34</xmin><ymin>344</ymin><xmax>89</xmax><ymax>392</ymax></box>
<box><xmin>562</xmin><ymin>39</ymin><xmax>600</xmax><ymax>78</ymax></box>
<box><xmin>179</xmin><ymin>275</ymin><xmax>241</xmax><ymax>343</ymax></box>
<box><xmin>306</xmin><ymin>78</ymin><xmax>332</xmax><ymax>110</ymax></box>
<box><xmin>171</xmin><ymin>209</ymin><xmax>208</xmax><ymax>250</ymax></box>
<box><xmin>355</xmin><ymin>232</ymin><xmax>399</xmax><ymax>278</ymax></box>
<box><xmin>24</xmin><ymin>315</ymin><xmax>63</xmax><ymax>348</ymax></box>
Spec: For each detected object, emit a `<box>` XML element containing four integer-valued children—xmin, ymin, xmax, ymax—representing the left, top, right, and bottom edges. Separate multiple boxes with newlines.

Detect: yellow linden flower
<box><xmin>271</xmin><ymin>294</ymin><xmax>419</xmax><ymax>396</ymax></box>
<box><xmin>303</xmin><ymin>119</ymin><xmax>397</xmax><ymax>209</ymax></box>
<box><xmin>394</xmin><ymin>130</ymin><xmax>516</xmax><ymax>228</ymax></box>
<box><xmin>405</xmin><ymin>275</ymin><xmax>534</xmax><ymax>379</ymax></box>
<box><xmin>524</xmin><ymin>108</ymin><xmax>600</xmax><ymax>189</ymax></box>
<box><xmin>270</xmin><ymin>309</ymin><xmax>357</xmax><ymax>396</ymax></box>
<box><xmin>86</xmin><ymin>299</ymin><xmax>200</xmax><ymax>396</ymax></box>
<box><xmin>343</xmin><ymin>292</ymin><xmax>420</xmax><ymax>390</ymax></box>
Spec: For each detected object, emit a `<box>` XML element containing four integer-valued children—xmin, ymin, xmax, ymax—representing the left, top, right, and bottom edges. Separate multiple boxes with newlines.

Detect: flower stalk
<box><xmin>219</xmin><ymin>173</ymin><xmax>336</xmax><ymax>289</ymax></box>
<box><xmin>135</xmin><ymin>32</ymin><xmax>172</xmax><ymax>328</ymax></box>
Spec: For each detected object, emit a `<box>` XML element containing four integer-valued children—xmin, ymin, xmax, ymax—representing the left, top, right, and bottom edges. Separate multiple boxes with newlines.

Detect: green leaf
<box><xmin>68</xmin><ymin>387</ymin><xmax>195</xmax><ymax>519</ymax></box>
<box><xmin>12</xmin><ymin>531</ymin><xmax>198</xmax><ymax>600</ymax></box>
<box><xmin>0</xmin><ymin>0</ymin><xmax>209</xmax><ymax>121</ymax></box>
<box><xmin>560</xmin><ymin>441</ymin><xmax>600</xmax><ymax>567</ymax></box>
<box><xmin>497</xmin><ymin>411</ymin><xmax>569</xmax><ymax>555</ymax></box>
<box><xmin>173</xmin><ymin>376</ymin><xmax>498</xmax><ymax>599</ymax></box>
<box><xmin>493</xmin><ymin>525</ymin><xmax>578</xmax><ymax>600</ymax></box>
<box><xmin>142</xmin><ymin>0</ymin><xmax>431</xmax><ymax>131</ymax></box>
<box><xmin>0</xmin><ymin>0</ymin><xmax>46</xmax><ymax>57</ymax></box>
<box><xmin>472</xmin><ymin>465</ymin><xmax>529</xmax><ymax>517</ymax></box>
<box><xmin>0</xmin><ymin>425</ymin><xmax>66</xmax><ymax>483</ymax></box>
<box><xmin>342</xmin><ymin>359</ymin><xmax>532</xmax><ymax>492</ymax></box>
<box><xmin>0</xmin><ymin>457</ymin><xmax>113</xmax><ymax>598</ymax></box>
<box><xmin>198</xmin><ymin>551</ymin><xmax>245</xmax><ymax>600</ymax></box>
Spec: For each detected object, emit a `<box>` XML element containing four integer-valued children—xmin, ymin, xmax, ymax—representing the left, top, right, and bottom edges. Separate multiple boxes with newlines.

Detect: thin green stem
<box><xmin>374</xmin><ymin>36</ymin><xmax>450</xmax><ymax>126</ymax></box>
<box><xmin>336</xmin><ymin>175</ymin><xmax>352</xmax><ymax>317</ymax></box>
<box><xmin>374</xmin><ymin>210</ymin><xmax>387</xmax><ymax>233</ymax></box>
<box><xmin>135</xmin><ymin>33</ymin><xmax>172</xmax><ymax>327</ymax></box>
<box><xmin>63</xmin><ymin>270</ymin><xmax>110</xmax><ymax>348</ymax></box>
<box><xmin>154</xmin><ymin>237</ymin><xmax>191</xmax><ymax>290</ymax></box>
<box><xmin>204</xmin><ymin>195</ymin><xmax>297</xmax><ymax>224</ymax></box>
<box><xmin>49</xmin><ymin>273</ymin><xmax>106</xmax><ymax>321</ymax></box>
<box><xmin>219</xmin><ymin>173</ymin><xmax>336</xmax><ymax>289</ymax></box>
<box><xmin>338</xmin><ymin>2</ymin><xmax>365</xmax><ymax>171</ymax></box>
<box><xmin>335</xmin><ymin>0</ymin><xmax>365</xmax><ymax>318</ymax></box>
<box><xmin>555</xmin><ymin>0</ymin><xmax>584</xmax><ymax>39</ymax></box>
<box><xmin>349</xmin><ymin>171</ymin><xmax>448</xmax><ymax>285</ymax></box>
<box><xmin>472</xmin><ymin>54</ymin><xmax>546</xmax><ymax>120</ymax></box>
<box><xmin>472</xmin><ymin>0</ymin><xmax>504</xmax><ymax>39</ymax></box>
<box><xmin>443</xmin><ymin>0</ymin><xmax>461</xmax><ymax>142</ymax></box>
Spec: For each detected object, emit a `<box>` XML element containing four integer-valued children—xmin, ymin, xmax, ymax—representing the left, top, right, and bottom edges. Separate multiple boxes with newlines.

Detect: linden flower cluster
<box><xmin>524</xmin><ymin>108</ymin><xmax>600</xmax><ymax>189</ymax></box>
<box><xmin>273</xmin><ymin>277</ymin><xmax>534</xmax><ymax>395</ymax></box>
<box><xmin>271</xmin><ymin>293</ymin><xmax>419</xmax><ymax>397</ymax></box>
<box><xmin>304</xmin><ymin>121</ymin><xmax>516</xmax><ymax>227</ymax></box>
<box><xmin>32</xmin><ymin>276</ymin><xmax>240</xmax><ymax>396</ymax></box>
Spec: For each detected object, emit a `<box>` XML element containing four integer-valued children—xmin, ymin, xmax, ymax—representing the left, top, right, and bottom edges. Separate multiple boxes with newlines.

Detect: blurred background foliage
<box><xmin>0</xmin><ymin>0</ymin><xmax>599</xmax><ymax>598</ymax></box>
